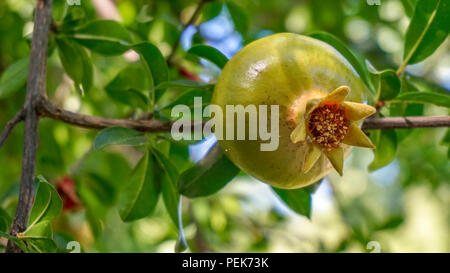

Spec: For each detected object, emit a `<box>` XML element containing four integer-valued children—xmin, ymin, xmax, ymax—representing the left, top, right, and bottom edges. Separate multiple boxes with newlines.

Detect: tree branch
<box><xmin>37</xmin><ymin>97</ymin><xmax>450</xmax><ymax>131</ymax></box>
<box><xmin>39</xmin><ymin>99</ymin><xmax>174</xmax><ymax>132</ymax></box>
<box><xmin>167</xmin><ymin>0</ymin><xmax>215</xmax><ymax>65</ymax></box>
<box><xmin>362</xmin><ymin>116</ymin><xmax>450</xmax><ymax>130</ymax></box>
<box><xmin>0</xmin><ymin>109</ymin><xmax>25</xmax><ymax>149</ymax></box>
<box><xmin>6</xmin><ymin>0</ymin><xmax>53</xmax><ymax>253</ymax></box>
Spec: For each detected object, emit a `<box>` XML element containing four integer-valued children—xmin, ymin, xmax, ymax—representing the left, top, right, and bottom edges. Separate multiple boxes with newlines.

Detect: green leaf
<box><xmin>161</xmin><ymin>89</ymin><xmax>212</xmax><ymax>110</ymax></box>
<box><xmin>226</xmin><ymin>1</ymin><xmax>249</xmax><ymax>34</ymax></box>
<box><xmin>441</xmin><ymin>129</ymin><xmax>450</xmax><ymax>159</ymax></box>
<box><xmin>119</xmin><ymin>152</ymin><xmax>161</xmax><ymax>222</ymax></box>
<box><xmin>83</xmin><ymin>173</ymin><xmax>117</xmax><ymax>207</ymax></box>
<box><xmin>105</xmin><ymin>66</ymin><xmax>149</xmax><ymax>109</ymax></box>
<box><xmin>0</xmin><ymin>207</ymin><xmax>11</xmax><ymax>232</ymax></box>
<box><xmin>201</xmin><ymin>1</ymin><xmax>223</xmax><ymax>22</ymax></box>
<box><xmin>26</xmin><ymin>238</ymin><xmax>58</xmax><ymax>253</ymax></box>
<box><xmin>28</xmin><ymin>176</ymin><xmax>63</xmax><ymax>229</ymax></box>
<box><xmin>86</xmin><ymin>209</ymin><xmax>103</xmax><ymax>238</ymax></box>
<box><xmin>133</xmin><ymin>42</ymin><xmax>169</xmax><ymax>88</ymax></box>
<box><xmin>80</xmin><ymin>44</ymin><xmax>93</xmax><ymax>93</ymax></box>
<box><xmin>187</xmin><ymin>44</ymin><xmax>229</xmax><ymax>69</ymax></box>
<box><xmin>272</xmin><ymin>187</ymin><xmax>311</xmax><ymax>218</ymax></box>
<box><xmin>94</xmin><ymin>127</ymin><xmax>148</xmax><ymax>150</ymax></box>
<box><xmin>151</xmin><ymin>145</ymin><xmax>180</xmax><ymax>226</ymax></box>
<box><xmin>21</xmin><ymin>221</ymin><xmax>53</xmax><ymax>239</ymax></box>
<box><xmin>156</xmin><ymin>80</ymin><xmax>213</xmax><ymax>90</ymax></box>
<box><xmin>377</xmin><ymin>215</ymin><xmax>404</xmax><ymax>230</ymax></box>
<box><xmin>303</xmin><ymin>178</ymin><xmax>324</xmax><ymax>194</ymax></box>
<box><xmin>0</xmin><ymin>57</ymin><xmax>29</xmax><ymax>99</ymax></box>
<box><xmin>56</xmin><ymin>38</ymin><xmax>93</xmax><ymax>93</ymax></box>
<box><xmin>441</xmin><ymin>129</ymin><xmax>450</xmax><ymax>146</ymax></box>
<box><xmin>400</xmin><ymin>0</ymin><xmax>418</xmax><ymax>17</ymax></box>
<box><xmin>52</xmin><ymin>0</ymin><xmax>68</xmax><ymax>22</ymax></box>
<box><xmin>309</xmin><ymin>31</ymin><xmax>374</xmax><ymax>92</ymax></box>
<box><xmin>390</xmin><ymin>92</ymin><xmax>450</xmax><ymax>108</ymax></box>
<box><xmin>402</xmin><ymin>0</ymin><xmax>450</xmax><ymax>65</ymax></box>
<box><xmin>0</xmin><ymin>231</ymin><xmax>28</xmax><ymax>252</ymax></box>
<box><xmin>374</xmin><ymin>69</ymin><xmax>401</xmax><ymax>101</ymax></box>
<box><xmin>369</xmin><ymin>130</ymin><xmax>398</xmax><ymax>171</ymax></box>
<box><xmin>73</xmin><ymin>20</ymin><xmax>132</xmax><ymax>55</ymax></box>
<box><xmin>179</xmin><ymin>144</ymin><xmax>239</xmax><ymax>198</ymax></box>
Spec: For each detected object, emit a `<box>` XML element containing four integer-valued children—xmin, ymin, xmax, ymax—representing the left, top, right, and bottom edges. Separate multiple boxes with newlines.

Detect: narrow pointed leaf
<box><xmin>155</xmin><ymin>80</ymin><xmax>213</xmax><ymax>90</ymax></box>
<box><xmin>73</xmin><ymin>20</ymin><xmax>132</xmax><ymax>55</ymax></box>
<box><xmin>21</xmin><ymin>221</ymin><xmax>53</xmax><ymax>239</ymax></box>
<box><xmin>401</xmin><ymin>0</ymin><xmax>418</xmax><ymax>17</ymax></box>
<box><xmin>56</xmin><ymin>38</ymin><xmax>93</xmax><ymax>93</ymax></box>
<box><xmin>0</xmin><ymin>57</ymin><xmax>29</xmax><ymax>99</ymax></box>
<box><xmin>94</xmin><ymin>127</ymin><xmax>148</xmax><ymax>150</ymax></box>
<box><xmin>369</xmin><ymin>130</ymin><xmax>398</xmax><ymax>171</ymax></box>
<box><xmin>119</xmin><ymin>152</ymin><xmax>161</xmax><ymax>222</ymax></box>
<box><xmin>26</xmin><ymin>238</ymin><xmax>58</xmax><ymax>253</ymax></box>
<box><xmin>178</xmin><ymin>144</ymin><xmax>240</xmax><ymax>198</ymax></box>
<box><xmin>0</xmin><ymin>207</ymin><xmax>11</xmax><ymax>232</ymax></box>
<box><xmin>403</xmin><ymin>0</ymin><xmax>450</xmax><ymax>65</ymax></box>
<box><xmin>187</xmin><ymin>44</ymin><xmax>229</xmax><ymax>69</ymax></box>
<box><xmin>374</xmin><ymin>69</ymin><xmax>401</xmax><ymax>101</ymax></box>
<box><xmin>272</xmin><ymin>187</ymin><xmax>311</xmax><ymax>218</ymax></box>
<box><xmin>0</xmin><ymin>231</ymin><xmax>28</xmax><ymax>252</ymax></box>
<box><xmin>161</xmin><ymin>89</ymin><xmax>212</xmax><ymax>110</ymax></box>
<box><xmin>105</xmin><ymin>65</ymin><xmax>149</xmax><ymax>109</ymax></box>
<box><xmin>390</xmin><ymin>92</ymin><xmax>450</xmax><ymax>108</ymax></box>
<box><xmin>133</xmin><ymin>42</ymin><xmax>168</xmax><ymax>88</ymax></box>
<box><xmin>151</xmin><ymin>146</ymin><xmax>180</xmax><ymax>226</ymax></box>
<box><xmin>28</xmin><ymin>176</ymin><xmax>63</xmax><ymax>228</ymax></box>
<box><xmin>226</xmin><ymin>1</ymin><xmax>249</xmax><ymax>34</ymax></box>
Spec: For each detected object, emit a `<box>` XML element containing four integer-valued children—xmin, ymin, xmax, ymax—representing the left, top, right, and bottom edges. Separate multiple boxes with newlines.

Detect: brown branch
<box><xmin>39</xmin><ymin>99</ymin><xmax>173</xmax><ymax>132</ymax></box>
<box><xmin>166</xmin><ymin>0</ymin><xmax>215</xmax><ymax>65</ymax></box>
<box><xmin>0</xmin><ymin>109</ymin><xmax>25</xmax><ymax>149</ymax></box>
<box><xmin>6</xmin><ymin>0</ymin><xmax>53</xmax><ymax>253</ymax></box>
<box><xmin>362</xmin><ymin>116</ymin><xmax>450</xmax><ymax>130</ymax></box>
<box><xmin>37</xmin><ymin>98</ymin><xmax>450</xmax><ymax>131</ymax></box>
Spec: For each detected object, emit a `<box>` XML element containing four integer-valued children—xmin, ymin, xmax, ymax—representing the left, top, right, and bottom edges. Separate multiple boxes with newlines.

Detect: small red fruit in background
<box><xmin>57</xmin><ymin>176</ymin><xmax>82</xmax><ymax>212</ymax></box>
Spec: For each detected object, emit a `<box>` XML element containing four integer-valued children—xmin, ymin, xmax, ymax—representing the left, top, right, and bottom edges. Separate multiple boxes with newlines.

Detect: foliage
<box><xmin>0</xmin><ymin>0</ymin><xmax>449</xmax><ymax>253</ymax></box>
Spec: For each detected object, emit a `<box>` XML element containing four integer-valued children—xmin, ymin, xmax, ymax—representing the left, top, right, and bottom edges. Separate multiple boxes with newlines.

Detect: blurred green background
<box><xmin>0</xmin><ymin>0</ymin><xmax>448</xmax><ymax>252</ymax></box>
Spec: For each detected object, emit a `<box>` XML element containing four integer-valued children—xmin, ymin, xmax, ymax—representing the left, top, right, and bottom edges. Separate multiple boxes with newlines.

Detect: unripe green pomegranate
<box><xmin>212</xmin><ymin>33</ymin><xmax>376</xmax><ymax>189</ymax></box>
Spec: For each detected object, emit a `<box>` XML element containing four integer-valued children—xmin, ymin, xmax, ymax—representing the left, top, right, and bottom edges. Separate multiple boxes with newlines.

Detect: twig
<box><xmin>39</xmin><ymin>99</ymin><xmax>174</xmax><ymax>132</ymax></box>
<box><xmin>1</xmin><ymin>0</ymin><xmax>448</xmax><ymax>254</ymax></box>
<box><xmin>166</xmin><ymin>0</ymin><xmax>215</xmax><ymax>65</ymax></box>
<box><xmin>37</xmin><ymin>98</ymin><xmax>449</xmax><ymax>131</ymax></box>
<box><xmin>0</xmin><ymin>109</ymin><xmax>25</xmax><ymax>149</ymax></box>
<box><xmin>6</xmin><ymin>0</ymin><xmax>53</xmax><ymax>253</ymax></box>
<box><xmin>362</xmin><ymin>116</ymin><xmax>450</xmax><ymax>130</ymax></box>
